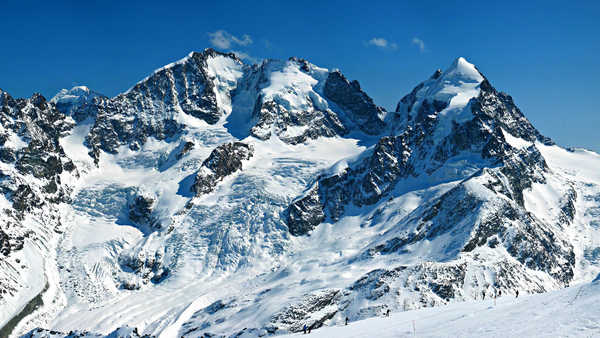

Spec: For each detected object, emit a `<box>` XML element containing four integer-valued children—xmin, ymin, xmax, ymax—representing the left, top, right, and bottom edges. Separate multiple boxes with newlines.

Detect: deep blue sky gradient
<box><xmin>1</xmin><ymin>0</ymin><xmax>598</xmax><ymax>151</ymax></box>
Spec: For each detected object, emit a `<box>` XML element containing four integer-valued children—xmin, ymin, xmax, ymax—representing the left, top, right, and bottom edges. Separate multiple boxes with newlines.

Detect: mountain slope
<box><xmin>0</xmin><ymin>90</ymin><xmax>78</xmax><ymax>331</ymax></box>
<box><xmin>0</xmin><ymin>51</ymin><xmax>598</xmax><ymax>338</ymax></box>
<box><xmin>275</xmin><ymin>276</ymin><xmax>600</xmax><ymax>338</ymax></box>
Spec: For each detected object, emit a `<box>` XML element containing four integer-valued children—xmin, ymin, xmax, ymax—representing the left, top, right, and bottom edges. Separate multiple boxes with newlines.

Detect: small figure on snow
<box><xmin>498</xmin><ymin>290</ymin><xmax>502</xmax><ymax>297</ymax></box>
<box><xmin>303</xmin><ymin>324</ymin><xmax>307</xmax><ymax>334</ymax></box>
<box><xmin>386</xmin><ymin>309</ymin><xmax>390</xmax><ymax>317</ymax></box>
<box><xmin>481</xmin><ymin>290</ymin><xmax>486</xmax><ymax>300</ymax></box>
<box><xmin>345</xmin><ymin>317</ymin><xmax>349</xmax><ymax>325</ymax></box>
<box><xmin>516</xmin><ymin>290</ymin><xmax>519</xmax><ymax>298</ymax></box>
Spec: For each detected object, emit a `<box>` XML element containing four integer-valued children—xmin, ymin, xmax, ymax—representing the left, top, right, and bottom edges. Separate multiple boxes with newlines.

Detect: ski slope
<box><xmin>280</xmin><ymin>277</ymin><xmax>600</xmax><ymax>338</ymax></box>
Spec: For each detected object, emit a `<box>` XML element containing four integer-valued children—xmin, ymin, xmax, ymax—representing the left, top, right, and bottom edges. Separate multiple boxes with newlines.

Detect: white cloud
<box><xmin>368</xmin><ymin>37</ymin><xmax>388</xmax><ymax>48</ymax></box>
<box><xmin>208</xmin><ymin>30</ymin><xmax>253</xmax><ymax>49</ymax></box>
<box><xmin>367</xmin><ymin>37</ymin><xmax>398</xmax><ymax>50</ymax></box>
<box><xmin>412</xmin><ymin>37</ymin><xmax>426</xmax><ymax>52</ymax></box>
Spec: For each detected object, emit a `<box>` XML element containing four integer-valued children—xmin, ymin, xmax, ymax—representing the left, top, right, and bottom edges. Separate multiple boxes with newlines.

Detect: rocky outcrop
<box><xmin>323</xmin><ymin>70</ymin><xmax>386</xmax><ymax>135</ymax></box>
<box><xmin>192</xmin><ymin>142</ymin><xmax>254</xmax><ymax>196</ymax></box>
<box><xmin>242</xmin><ymin>57</ymin><xmax>387</xmax><ymax>145</ymax></box>
<box><xmin>81</xmin><ymin>49</ymin><xmax>242</xmax><ymax>162</ymax></box>
<box><xmin>0</xmin><ymin>89</ymin><xmax>75</xmax><ymax>219</ymax></box>
<box><xmin>249</xmin><ymin>97</ymin><xmax>346</xmax><ymax>145</ymax></box>
<box><xmin>175</xmin><ymin>141</ymin><xmax>194</xmax><ymax>160</ymax></box>
<box><xmin>287</xmin><ymin>185</ymin><xmax>325</xmax><ymax>236</ymax></box>
<box><xmin>23</xmin><ymin>326</ymin><xmax>143</xmax><ymax>338</ymax></box>
<box><xmin>271</xmin><ymin>289</ymin><xmax>342</xmax><ymax>332</ymax></box>
<box><xmin>127</xmin><ymin>191</ymin><xmax>160</xmax><ymax>230</ymax></box>
<box><xmin>0</xmin><ymin>89</ymin><xmax>77</xmax><ymax>312</ymax></box>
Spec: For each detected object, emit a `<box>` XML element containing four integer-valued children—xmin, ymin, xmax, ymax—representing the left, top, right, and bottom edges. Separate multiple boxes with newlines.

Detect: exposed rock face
<box><xmin>127</xmin><ymin>190</ymin><xmax>160</xmax><ymax>230</ymax></box>
<box><xmin>271</xmin><ymin>289</ymin><xmax>342</xmax><ymax>332</ymax></box>
<box><xmin>0</xmin><ymin>89</ymin><xmax>77</xmax><ymax>303</ymax></box>
<box><xmin>0</xmin><ymin>90</ymin><xmax>75</xmax><ymax>213</ymax></box>
<box><xmin>323</xmin><ymin>70</ymin><xmax>386</xmax><ymax>135</ymax></box>
<box><xmin>240</xmin><ymin>57</ymin><xmax>387</xmax><ymax>145</ymax></box>
<box><xmin>175</xmin><ymin>141</ymin><xmax>195</xmax><ymax>160</ymax></box>
<box><xmin>23</xmin><ymin>326</ymin><xmax>143</xmax><ymax>338</ymax></box>
<box><xmin>287</xmin><ymin>185</ymin><xmax>325</xmax><ymax>236</ymax></box>
<box><xmin>0</xmin><ymin>229</ymin><xmax>10</xmax><ymax>256</ymax></box>
<box><xmin>81</xmin><ymin>49</ymin><xmax>242</xmax><ymax>162</ymax></box>
<box><xmin>192</xmin><ymin>142</ymin><xmax>254</xmax><ymax>196</ymax></box>
<box><xmin>59</xmin><ymin>52</ymin><xmax>388</xmax><ymax>165</ymax></box>
<box><xmin>249</xmin><ymin>97</ymin><xmax>346</xmax><ymax>144</ymax></box>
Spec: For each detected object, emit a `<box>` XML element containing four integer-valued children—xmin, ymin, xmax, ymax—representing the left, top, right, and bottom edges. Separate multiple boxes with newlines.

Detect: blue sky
<box><xmin>1</xmin><ymin>0</ymin><xmax>598</xmax><ymax>151</ymax></box>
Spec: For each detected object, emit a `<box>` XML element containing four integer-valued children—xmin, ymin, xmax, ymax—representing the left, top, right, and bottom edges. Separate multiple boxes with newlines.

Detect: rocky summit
<box><xmin>1</xmin><ymin>50</ymin><xmax>599</xmax><ymax>338</ymax></box>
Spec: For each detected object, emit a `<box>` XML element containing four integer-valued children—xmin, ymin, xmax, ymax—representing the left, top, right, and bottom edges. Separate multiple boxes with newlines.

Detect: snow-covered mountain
<box><xmin>0</xmin><ymin>49</ymin><xmax>599</xmax><ymax>337</ymax></box>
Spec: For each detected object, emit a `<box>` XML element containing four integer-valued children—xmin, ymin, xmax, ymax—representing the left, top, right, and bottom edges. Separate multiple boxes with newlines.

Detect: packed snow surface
<box><xmin>280</xmin><ymin>278</ymin><xmax>600</xmax><ymax>338</ymax></box>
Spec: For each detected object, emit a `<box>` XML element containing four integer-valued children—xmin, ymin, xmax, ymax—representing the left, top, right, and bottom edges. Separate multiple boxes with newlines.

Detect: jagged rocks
<box><xmin>192</xmin><ymin>142</ymin><xmax>254</xmax><ymax>196</ymax></box>
<box><xmin>0</xmin><ymin>229</ymin><xmax>10</xmax><ymax>256</ymax></box>
<box><xmin>82</xmin><ymin>49</ymin><xmax>242</xmax><ymax>161</ymax></box>
<box><xmin>286</xmin><ymin>134</ymin><xmax>414</xmax><ymax>235</ymax></box>
<box><xmin>176</xmin><ymin>141</ymin><xmax>195</xmax><ymax>160</ymax></box>
<box><xmin>11</xmin><ymin>184</ymin><xmax>44</xmax><ymax>214</ymax></box>
<box><xmin>271</xmin><ymin>289</ymin><xmax>342</xmax><ymax>332</ymax></box>
<box><xmin>241</xmin><ymin>57</ymin><xmax>387</xmax><ymax>145</ymax></box>
<box><xmin>23</xmin><ymin>326</ymin><xmax>144</xmax><ymax>338</ymax></box>
<box><xmin>287</xmin><ymin>185</ymin><xmax>324</xmax><ymax>236</ymax></box>
<box><xmin>287</xmin><ymin>57</ymin><xmax>556</xmax><ymax>236</ymax></box>
<box><xmin>249</xmin><ymin>98</ymin><xmax>346</xmax><ymax>145</ymax></box>
<box><xmin>0</xmin><ymin>89</ymin><xmax>75</xmax><ymax>218</ymax></box>
<box><xmin>127</xmin><ymin>191</ymin><xmax>160</xmax><ymax>230</ymax></box>
<box><xmin>323</xmin><ymin>70</ymin><xmax>386</xmax><ymax>135</ymax></box>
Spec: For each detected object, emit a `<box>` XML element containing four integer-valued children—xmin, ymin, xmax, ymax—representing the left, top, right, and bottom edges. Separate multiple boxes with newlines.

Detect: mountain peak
<box><xmin>443</xmin><ymin>56</ymin><xmax>484</xmax><ymax>83</ymax></box>
<box><xmin>395</xmin><ymin>57</ymin><xmax>485</xmax><ymax>124</ymax></box>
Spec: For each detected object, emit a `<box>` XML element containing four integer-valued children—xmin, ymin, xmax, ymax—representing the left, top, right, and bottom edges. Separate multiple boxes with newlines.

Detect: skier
<box><xmin>303</xmin><ymin>324</ymin><xmax>307</xmax><ymax>334</ymax></box>
<box><xmin>345</xmin><ymin>317</ymin><xmax>349</xmax><ymax>326</ymax></box>
<box><xmin>386</xmin><ymin>309</ymin><xmax>390</xmax><ymax>317</ymax></box>
<box><xmin>481</xmin><ymin>290</ymin><xmax>486</xmax><ymax>300</ymax></box>
<box><xmin>516</xmin><ymin>290</ymin><xmax>519</xmax><ymax>298</ymax></box>
<box><xmin>498</xmin><ymin>290</ymin><xmax>502</xmax><ymax>297</ymax></box>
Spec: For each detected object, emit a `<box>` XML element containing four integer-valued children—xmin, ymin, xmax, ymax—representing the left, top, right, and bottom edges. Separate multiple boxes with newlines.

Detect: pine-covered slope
<box><xmin>0</xmin><ymin>51</ymin><xmax>599</xmax><ymax>338</ymax></box>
